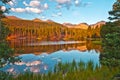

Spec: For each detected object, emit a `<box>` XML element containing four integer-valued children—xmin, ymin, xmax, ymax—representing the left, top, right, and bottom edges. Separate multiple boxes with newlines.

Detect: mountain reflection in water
<box><xmin>7</xmin><ymin>40</ymin><xmax>102</xmax><ymax>54</ymax></box>
<box><xmin>1</xmin><ymin>40</ymin><xmax>101</xmax><ymax>74</ymax></box>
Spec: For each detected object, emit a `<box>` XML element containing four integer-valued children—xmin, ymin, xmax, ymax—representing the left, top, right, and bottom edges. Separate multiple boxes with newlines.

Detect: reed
<box><xmin>9</xmin><ymin>61</ymin><xmax>120</xmax><ymax>80</ymax></box>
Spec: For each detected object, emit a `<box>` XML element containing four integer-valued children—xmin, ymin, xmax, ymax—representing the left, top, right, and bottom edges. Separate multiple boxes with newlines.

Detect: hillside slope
<box><xmin>2</xmin><ymin>16</ymin><xmax>105</xmax><ymax>41</ymax></box>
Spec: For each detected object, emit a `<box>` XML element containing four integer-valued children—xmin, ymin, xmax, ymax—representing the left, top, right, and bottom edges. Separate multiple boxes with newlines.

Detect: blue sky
<box><xmin>1</xmin><ymin>0</ymin><xmax>116</xmax><ymax>24</ymax></box>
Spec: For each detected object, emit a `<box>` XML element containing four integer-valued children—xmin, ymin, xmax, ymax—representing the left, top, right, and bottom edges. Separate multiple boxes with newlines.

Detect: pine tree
<box><xmin>100</xmin><ymin>0</ymin><xmax>120</xmax><ymax>68</ymax></box>
<box><xmin>0</xmin><ymin>0</ymin><xmax>19</xmax><ymax>68</ymax></box>
<box><xmin>109</xmin><ymin>0</ymin><xmax>120</xmax><ymax>20</ymax></box>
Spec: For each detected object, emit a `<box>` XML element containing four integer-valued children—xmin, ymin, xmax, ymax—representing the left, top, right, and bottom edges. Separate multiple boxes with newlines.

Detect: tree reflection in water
<box><xmin>7</xmin><ymin>39</ymin><xmax>102</xmax><ymax>55</ymax></box>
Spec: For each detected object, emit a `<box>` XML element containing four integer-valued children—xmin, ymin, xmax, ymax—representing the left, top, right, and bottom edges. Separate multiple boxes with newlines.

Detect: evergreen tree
<box><xmin>100</xmin><ymin>0</ymin><xmax>120</xmax><ymax>68</ymax></box>
<box><xmin>109</xmin><ymin>0</ymin><xmax>120</xmax><ymax>20</ymax></box>
<box><xmin>0</xmin><ymin>1</ymin><xmax>19</xmax><ymax>79</ymax></box>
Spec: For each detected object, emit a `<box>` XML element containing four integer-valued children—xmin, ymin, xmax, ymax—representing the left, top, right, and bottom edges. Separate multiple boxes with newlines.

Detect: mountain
<box><xmin>6</xmin><ymin>16</ymin><xmax>22</xmax><ymax>20</ymax></box>
<box><xmin>32</xmin><ymin>18</ymin><xmax>43</xmax><ymax>22</ymax></box>
<box><xmin>63</xmin><ymin>21</ymin><xmax>106</xmax><ymax>29</ymax></box>
<box><xmin>4</xmin><ymin>16</ymin><xmax>106</xmax><ymax>29</ymax></box>
<box><xmin>46</xmin><ymin>19</ymin><xmax>54</xmax><ymax>22</ymax></box>
<box><xmin>3</xmin><ymin>16</ymin><xmax>106</xmax><ymax>41</ymax></box>
<box><xmin>63</xmin><ymin>23</ymin><xmax>76</xmax><ymax>28</ymax></box>
<box><xmin>3</xmin><ymin>16</ymin><xmax>67</xmax><ymax>40</ymax></box>
<box><xmin>90</xmin><ymin>21</ymin><xmax>106</xmax><ymax>29</ymax></box>
<box><xmin>3</xmin><ymin>17</ymin><xmax>65</xmax><ymax>28</ymax></box>
<box><xmin>75</xmin><ymin>23</ymin><xmax>89</xmax><ymax>29</ymax></box>
<box><xmin>4</xmin><ymin>16</ymin><xmax>106</xmax><ymax>30</ymax></box>
<box><xmin>63</xmin><ymin>23</ymin><xmax>89</xmax><ymax>29</ymax></box>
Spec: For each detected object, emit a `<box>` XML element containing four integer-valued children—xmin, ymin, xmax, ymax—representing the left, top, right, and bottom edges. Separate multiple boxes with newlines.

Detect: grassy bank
<box><xmin>92</xmin><ymin>40</ymin><xmax>102</xmax><ymax>45</ymax></box>
<box><xmin>8</xmin><ymin>61</ymin><xmax>120</xmax><ymax>80</ymax></box>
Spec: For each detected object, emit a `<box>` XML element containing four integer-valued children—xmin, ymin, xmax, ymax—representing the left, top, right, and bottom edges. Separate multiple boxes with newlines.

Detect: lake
<box><xmin>1</xmin><ymin>40</ymin><xmax>101</xmax><ymax>74</ymax></box>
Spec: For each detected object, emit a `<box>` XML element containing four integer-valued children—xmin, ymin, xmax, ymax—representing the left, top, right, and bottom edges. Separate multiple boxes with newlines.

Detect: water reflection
<box><xmin>1</xmin><ymin>40</ymin><xmax>101</xmax><ymax>74</ymax></box>
<box><xmin>7</xmin><ymin>40</ymin><xmax>102</xmax><ymax>54</ymax></box>
<box><xmin>1</xmin><ymin>50</ymin><xmax>100</xmax><ymax>74</ymax></box>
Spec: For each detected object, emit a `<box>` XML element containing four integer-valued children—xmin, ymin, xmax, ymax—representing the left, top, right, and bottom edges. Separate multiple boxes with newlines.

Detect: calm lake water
<box><xmin>1</xmin><ymin>40</ymin><xmax>101</xmax><ymax>74</ymax></box>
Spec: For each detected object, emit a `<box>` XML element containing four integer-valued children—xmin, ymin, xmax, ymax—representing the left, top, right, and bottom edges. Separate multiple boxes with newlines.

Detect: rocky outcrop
<box><xmin>75</xmin><ymin>23</ymin><xmax>89</xmax><ymax>29</ymax></box>
<box><xmin>33</xmin><ymin>18</ymin><xmax>42</xmax><ymax>22</ymax></box>
<box><xmin>63</xmin><ymin>21</ymin><xmax>106</xmax><ymax>29</ymax></box>
<box><xmin>90</xmin><ymin>21</ymin><xmax>106</xmax><ymax>29</ymax></box>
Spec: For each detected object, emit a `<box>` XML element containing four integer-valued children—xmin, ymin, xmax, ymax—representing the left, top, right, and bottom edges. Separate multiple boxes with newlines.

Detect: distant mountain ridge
<box><xmin>63</xmin><ymin>23</ymin><xmax>76</xmax><ymax>28</ymax></box>
<box><xmin>46</xmin><ymin>19</ymin><xmax>55</xmax><ymax>23</ymax></box>
<box><xmin>6</xmin><ymin>16</ymin><xmax>22</xmax><ymax>20</ymax></box>
<box><xmin>90</xmin><ymin>21</ymin><xmax>106</xmax><ymax>29</ymax></box>
<box><xmin>3</xmin><ymin>16</ymin><xmax>105</xmax><ymax>41</ymax></box>
<box><xmin>63</xmin><ymin>21</ymin><xmax>106</xmax><ymax>30</ymax></box>
<box><xmin>5</xmin><ymin>16</ymin><xmax>106</xmax><ymax>29</ymax></box>
<box><xmin>32</xmin><ymin>18</ymin><xmax>42</xmax><ymax>22</ymax></box>
<box><xmin>76</xmin><ymin>23</ymin><xmax>89</xmax><ymax>29</ymax></box>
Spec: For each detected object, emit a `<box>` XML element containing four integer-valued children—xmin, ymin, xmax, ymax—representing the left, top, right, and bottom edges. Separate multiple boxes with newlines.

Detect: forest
<box><xmin>2</xmin><ymin>18</ymin><xmax>104</xmax><ymax>41</ymax></box>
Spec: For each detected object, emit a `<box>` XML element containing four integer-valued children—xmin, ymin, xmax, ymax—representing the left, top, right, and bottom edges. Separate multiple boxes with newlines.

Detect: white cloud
<box><xmin>57</xmin><ymin>12</ymin><xmax>62</xmax><ymax>16</ymax></box>
<box><xmin>0</xmin><ymin>6</ymin><xmax>6</xmax><ymax>12</ymax></box>
<box><xmin>29</xmin><ymin>0</ymin><xmax>40</xmax><ymax>7</ymax></box>
<box><xmin>30</xmin><ymin>66</ymin><xmax>40</xmax><ymax>73</ymax></box>
<box><xmin>56</xmin><ymin>0</ymin><xmax>71</xmax><ymax>4</ymax></box>
<box><xmin>11</xmin><ymin>7</ymin><xmax>42</xmax><ymax>14</ymax></box>
<box><xmin>54</xmin><ymin>0</ymin><xmax>91</xmax><ymax>9</ymax></box>
<box><xmin>75</xmin><ymin>0</ymin><xmax>80</xmax><ymax>6</ymax></box>
<box><xmin>11</xmin><ymin>8</ymin><xmax>15</xmax><ymax>12</ymax></box>
<box><xmin>7</xmin><ymin>0</ymin><xmax>17</xmax><ymax>6</ymax></box>
<box><xmin>23</xmin><ymin>1</ymin><xmax>29</xmax><ymax>6</ymax></box>
<box><xmin>8</xmin><ymin>1</ymin><xmax>14</xmax><ymax>6</ymax></box>
<box><xmin>11</xmin><ymin>8</ymin><xmax>26</xmax><ymax>13</ymax></box>
<box><xmin>26</xmin><ymin>61</ymin><xmax>41</xmax><ymax>66</ymax></box>
<box><xmin>23</xmin><ymin>1</ymin><xmax>40</xmax><ymax>7</ymax></box>
<box><xmin>11</xmin><ymin>0</ymin><xmax>43</xmax><ymax>14</ymax></box>
<box><xmin>55</xmin><ymin>0</ymin><xmax>72</xmax><ymax>10</ymax></box>
<box><xmin>29</xmin><ymin>8</ymin><xmax>42</xmax><ymax>14</ymax></box>
<box><xmin>7</xmin><ymin>68</ymin><xmax>14</xmax><ymax>73</ymax></box>
<box><xmin>74</xmin><ymin>0</ymin><xmax>92</xmax><ymax>7</ymax></box>
<box><xmin>25</xmin><ymin>7</ymin><xmax>42</xmax><ymax>14</ymax></box>
<box><xmin>44</xmin><ymin>3</ymin><xmax>48</xmax><ymax>9</ymax></box>
<box><xmin>23</xmin><ymin>1</ymin><xmax>48</xmax><ymax>11</ymax></box>
<box><xmin>41</xmin><ymin>16</ymin><xmax>46</xmax><ymax>19</ymax></box>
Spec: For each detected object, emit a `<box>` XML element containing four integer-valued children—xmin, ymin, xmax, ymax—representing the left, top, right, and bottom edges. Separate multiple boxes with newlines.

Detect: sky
<box><xmin>1</xmin><ymin>0</ymin><xmax>116</xmax><ymax>24</ymax></box>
